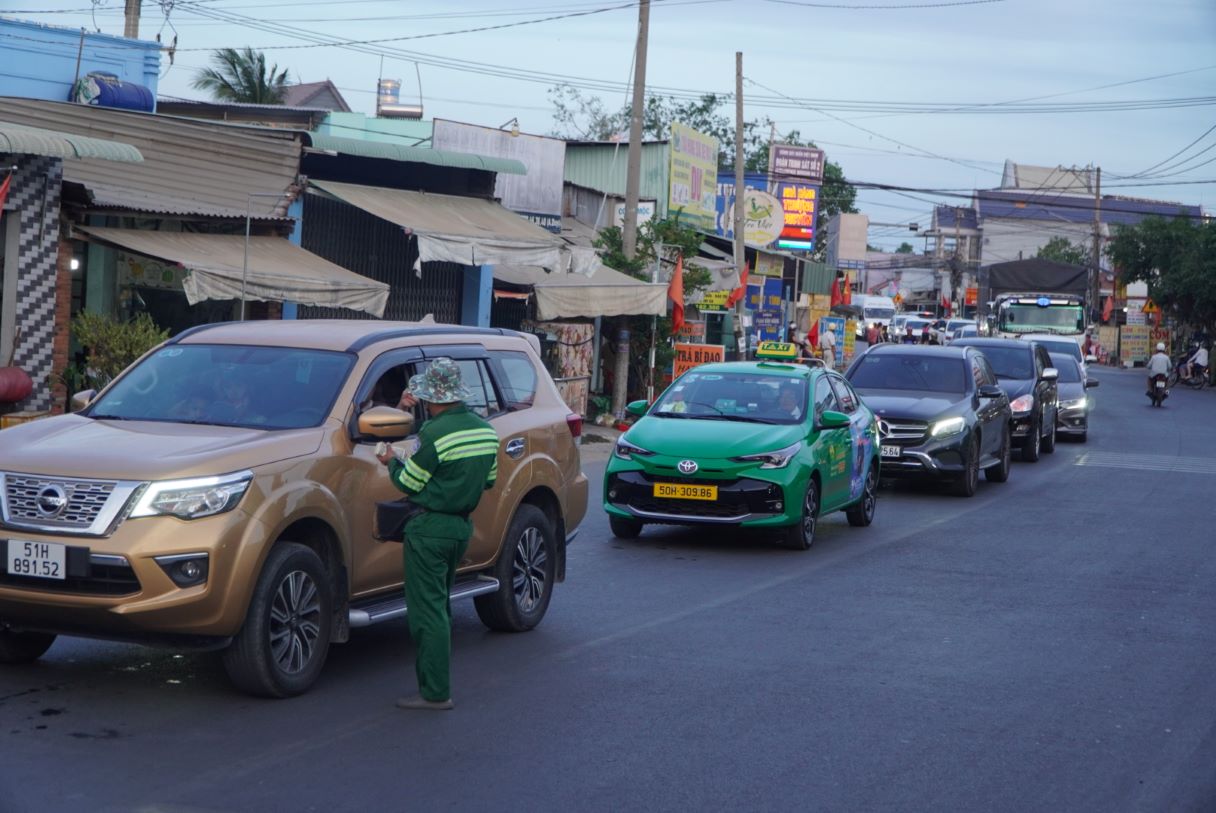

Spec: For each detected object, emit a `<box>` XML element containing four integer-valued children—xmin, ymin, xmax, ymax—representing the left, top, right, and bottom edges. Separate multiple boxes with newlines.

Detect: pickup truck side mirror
<box><xmin>357</xmin><ymin>406</ymin><xmax>415</xmax><ymax>441</ymax></box>
<box><xmin>70</xmin><ymin>389</ymin><xmax>97</xmax><ymax>412</ymax></box>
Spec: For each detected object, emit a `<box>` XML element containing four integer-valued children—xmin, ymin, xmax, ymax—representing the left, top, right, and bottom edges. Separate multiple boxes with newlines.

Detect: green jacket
<box><xmin>388</xmin><ymin>403</ymin><xmax>498</xmax><ymax>540</ymax></box>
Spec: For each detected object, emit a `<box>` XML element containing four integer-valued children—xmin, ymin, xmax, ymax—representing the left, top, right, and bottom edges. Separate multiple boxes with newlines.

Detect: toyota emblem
<box><xmin>677</xmin><ymin>460</ymin><xmax>699</xmax><ymax>475</ymax></box>
<box><xmin>35</xmin><ymin>484</ymin><xmax>69</xmax><ymax>517</ymax></box>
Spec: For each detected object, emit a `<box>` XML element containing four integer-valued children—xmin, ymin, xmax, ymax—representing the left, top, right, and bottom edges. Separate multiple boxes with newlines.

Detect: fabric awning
<box><xmin>491</xmin><ymin>263</ymin><xmax>667</xmax><ymax>319</ymax></box>
<box><xmin>77</xmin><ymin>227</ymin><xmax>389</xmax><ymax>316</ymax></box>
<box><xmin>309</xmin><ymin>179</ymin><xmax>566</xmax><ymax>271</ymax></box>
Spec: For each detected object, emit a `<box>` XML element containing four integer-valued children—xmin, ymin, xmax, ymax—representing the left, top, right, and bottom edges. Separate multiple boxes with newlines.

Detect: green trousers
<box><xmin>403</xmin><ymin>530</ymin><xmax>469</xmax><ymax>702</ymax></box>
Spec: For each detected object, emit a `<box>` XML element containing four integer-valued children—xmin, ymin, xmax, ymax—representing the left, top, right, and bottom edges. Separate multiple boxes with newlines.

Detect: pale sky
<box><xmin>10</xmin><ymin>0</ymin><xmax>1216</xmax><ymax>249</ymax></box>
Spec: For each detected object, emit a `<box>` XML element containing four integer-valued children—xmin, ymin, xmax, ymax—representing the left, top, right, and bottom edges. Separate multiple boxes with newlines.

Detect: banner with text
<box><xmin>669</xmin><ymin>123</ymin><xmax>720</xmax><ymax>232</ymax></box>
<box><xmin>674</xmin><ymin>342</ymin><xmax>725</xmax><ymax>377</ymax></box>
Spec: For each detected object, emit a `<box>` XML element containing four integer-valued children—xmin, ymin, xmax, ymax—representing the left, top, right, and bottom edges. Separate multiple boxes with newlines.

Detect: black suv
<box><xmin>950</xmin><ymin>338</ymin><xmax>1059</xmax><ymax>462</ymax></box>
<box><xmin>845</xmin><ymin>344</ymin><xmax>1012</xmax><ymax>497</ymax></box>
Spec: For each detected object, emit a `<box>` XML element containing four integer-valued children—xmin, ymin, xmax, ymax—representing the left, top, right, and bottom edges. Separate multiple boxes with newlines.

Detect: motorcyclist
<box><xmin>1147</xmin><ymin>342</ymin><xmax>1172</xmax><ymax>393</ymax></box>
<box><xmin>1182</xmin><ymin>342</ymin><xmax>1209</xmax><ymax>382</ymax></box>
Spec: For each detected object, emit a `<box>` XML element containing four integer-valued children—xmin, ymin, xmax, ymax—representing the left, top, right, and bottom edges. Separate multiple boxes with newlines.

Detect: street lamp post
<box><xmin>241</xmin><ymin>192</ymin><xmax>288</xmax><ymax>320</ymax></box>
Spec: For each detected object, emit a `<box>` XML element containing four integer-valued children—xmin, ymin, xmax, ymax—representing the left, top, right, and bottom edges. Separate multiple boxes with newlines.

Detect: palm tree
<box><xmin>191</xmin><ymin>47</ymin><xmax>291</xmax><ymax>104</ymax></box>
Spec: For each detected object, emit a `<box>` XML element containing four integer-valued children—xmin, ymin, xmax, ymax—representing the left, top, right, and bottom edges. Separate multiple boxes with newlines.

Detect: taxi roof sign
<box><xmin>755</xmin><ymin>341</ymin><xmax>799</xmax><ymax>360</ymax></box>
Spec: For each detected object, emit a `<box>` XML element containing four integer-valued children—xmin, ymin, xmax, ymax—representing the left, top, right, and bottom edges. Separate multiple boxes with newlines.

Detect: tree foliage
<box><xmin>192</xmin><ymin>47</ymin><xmax>291</xmax><ymax>104</ymax></box>
<box><xmin>1036</xmin><ymin>236</ymin><xmax>1090</xmax><ymax>266</ymax></box>
<box><xmin>895</xmin><ymin>242</ymin><xmax>915</xmax><ymax>254</ymax></box>
<box><xmin>1107</xmin><ymin>216</ymin><xmax>1216</xmax><ymax>333</ymax></box>
<box><xmin>594</xmin><ymin>217</ymin><xmax>711</xmax><ymax>398</ymax></box>
<box><xmin>62</xmin><ymin>312</ymin><xmax>170</xmax><ymax>396</ymax></box>
<box><xmin>548</xmin><ymin>84</ymin><xmax>857</xmax><ymax>257</ymax></box>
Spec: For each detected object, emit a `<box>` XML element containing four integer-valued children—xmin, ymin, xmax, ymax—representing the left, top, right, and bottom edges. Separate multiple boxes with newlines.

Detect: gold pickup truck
<box><xmin>0</xmin><ymin>321</ymin><xmax>587</xmax><ymax>696</ymax></box>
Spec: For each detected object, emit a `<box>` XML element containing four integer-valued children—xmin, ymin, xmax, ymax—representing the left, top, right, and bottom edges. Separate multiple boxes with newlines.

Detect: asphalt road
<box><xmin>2</xmin><ymin>367</ymin><xmax>1214</xmax><ymax>813</ymax></box>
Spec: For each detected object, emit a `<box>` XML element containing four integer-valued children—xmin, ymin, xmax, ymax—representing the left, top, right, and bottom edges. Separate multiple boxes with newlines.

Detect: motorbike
<box><xmin>1167</xmin><ymin>353</ymin><xmax>1209</xmax><ymax>389</ymax></box>
<box><xmin>1148</xmin><ymin>373</ymin><xmax>1169</xmax><ymax>407</ymax></box>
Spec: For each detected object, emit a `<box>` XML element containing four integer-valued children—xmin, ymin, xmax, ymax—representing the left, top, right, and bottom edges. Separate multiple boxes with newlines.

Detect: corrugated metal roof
<box><xmin>564</xmin><ymin>141</ymin><xmax>670</xmax><ymax>214</ymax></box>
<box><xmin>0</xmin><ymin>97</ymin><xmax>302</xmax><ymax>218</ymax></box>
<box><xmin>0</xmin><ymin>121</ymin><xmax>143</xmax><ymax>162</ymax></box>
<box><xmin>305</xmin><ymin>132</ymin><xmax>526</xmax><ymax>175</ymax></box>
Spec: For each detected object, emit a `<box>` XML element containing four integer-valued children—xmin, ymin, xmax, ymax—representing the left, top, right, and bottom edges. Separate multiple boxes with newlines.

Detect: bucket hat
<box><xmin>407</xmin><ymin>358</ymin><xmax>472</xmax><ymax>404</ymax></box>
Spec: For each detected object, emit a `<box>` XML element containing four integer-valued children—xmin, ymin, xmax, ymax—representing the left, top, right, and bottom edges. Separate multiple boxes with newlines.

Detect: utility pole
<box><xmin>123</xmin><ymin>0</ymin><xmax>141</xmax><ymax>38</ymax></box>
<box><xmin>1091</xmin><ymin>166</ymin><xmax>1102</xmax><ymax>324</ymax></box>
<box><xmin>612</xmin><ymin>0</ymin><xmax>649</xmax><ymax>419</ymax></box>
<box><xmin>732</xmin><ymin>51</ymin><xmax>746</xmax><ymax>360</ymax></box>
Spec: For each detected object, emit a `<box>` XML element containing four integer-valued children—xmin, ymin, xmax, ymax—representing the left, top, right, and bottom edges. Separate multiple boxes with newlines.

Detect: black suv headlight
<box><xmin>930</xmin><ymin>416</ymin><xmax>966</xmax><ymax>438</ymax></box>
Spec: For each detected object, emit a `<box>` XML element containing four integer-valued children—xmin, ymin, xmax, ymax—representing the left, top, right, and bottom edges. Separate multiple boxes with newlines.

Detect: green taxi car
<box><xmin>604</xmin><ymin>357</ymin><xmax>880</xmax><ymax>549</ymax></box>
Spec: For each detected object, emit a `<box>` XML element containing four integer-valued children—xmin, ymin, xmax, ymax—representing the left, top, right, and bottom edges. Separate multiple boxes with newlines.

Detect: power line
<box><xmin>1122</xmin><ymin>122</ymin><xmax>1216</xmax><ymax>179</ymax></box>
<box><xmin>760</xmin><ymin>0</ymin><xmax>1005</xmax><ymax>7</ymax></box>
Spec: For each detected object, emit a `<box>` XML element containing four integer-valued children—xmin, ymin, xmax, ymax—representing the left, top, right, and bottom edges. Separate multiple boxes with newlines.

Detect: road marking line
<box><xmin>1075</xmin><ymin>451</ymin><xmax>1216</xmax><ymax>475</ymax></box>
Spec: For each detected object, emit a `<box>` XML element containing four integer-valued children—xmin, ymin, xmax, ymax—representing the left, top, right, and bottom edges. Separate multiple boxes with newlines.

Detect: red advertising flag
<box><xmin>726</xmin><ymin>263</ymin><xmax>749</xmax><ymax>307</ymax></box>
<box><xmin>807</xmin><ymin>320</ymin><xmax>819</xmax><ymax>351</ymax></box>
<box><xmin>0</xmin><ymin>173</ymin><xmax>11</xmax><ymax>211</ymax></box>
<box><xmin>1101</xmin><ymin>296</ymin><xmax>1113</xmax><ymax>323</ymax></box>
<box><xmin>830</xmin><ymin>277</ymin><xmax>843</xmax><ymax>308</ymax></box>
<box><xmin>668</xmin><ymin>254</ymin><xmax>685</xmax><ymax>334</ymax></box>
<box><xmin>842</xmin><ymin>276</ymin><xmax>852</xmax><ymax>305</ymax></box>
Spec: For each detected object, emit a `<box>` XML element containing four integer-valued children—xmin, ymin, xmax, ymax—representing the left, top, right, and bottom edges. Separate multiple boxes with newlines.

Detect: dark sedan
<box><xmin>845</xmin><ymin>344</ymin><xmax>1012</xmax><ymax>497</ymax></box>
<box><xmin>951</xmin><ymin>337</ymin><xmax>1059</xmax><ymax>462</ymax></box>
<box><xmin>1050</xmin><ymin>352</ymin><xmax>1099</xmax><ymax>441</ymax></box>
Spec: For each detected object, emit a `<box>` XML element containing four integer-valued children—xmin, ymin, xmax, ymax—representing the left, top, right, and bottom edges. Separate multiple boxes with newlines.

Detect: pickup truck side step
<box><xmin>348</xmin><ymin>575</ymin><xmax>499</xmax><ymax>628</ymax></box>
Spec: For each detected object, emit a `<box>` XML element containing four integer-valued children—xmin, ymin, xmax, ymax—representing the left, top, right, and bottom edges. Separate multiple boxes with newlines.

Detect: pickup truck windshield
<box><xmin>87</xmin><ymin>344</ymin><xmax>354</xmax><ymax>429</ymax></box>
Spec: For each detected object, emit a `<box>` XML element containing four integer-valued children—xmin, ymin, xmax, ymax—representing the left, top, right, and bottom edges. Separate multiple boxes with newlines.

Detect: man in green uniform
<box><xmin>376</xmin><ymin>358</ymin><xmax>498</xmax><ymax>711</ymax></box>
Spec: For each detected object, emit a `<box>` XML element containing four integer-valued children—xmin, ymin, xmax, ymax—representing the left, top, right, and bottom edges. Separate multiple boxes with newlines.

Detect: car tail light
<box><xmin>565</xmin><ymin>413</ymin><xmax>583</xmax><ymax>438</ymax></box>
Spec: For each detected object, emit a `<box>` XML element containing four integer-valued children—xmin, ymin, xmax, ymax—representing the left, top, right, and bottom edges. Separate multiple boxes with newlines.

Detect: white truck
<box><xmin>852</xmin><ymin>294</ymin><xmax>898</xmax><ymax>338</ymax></box>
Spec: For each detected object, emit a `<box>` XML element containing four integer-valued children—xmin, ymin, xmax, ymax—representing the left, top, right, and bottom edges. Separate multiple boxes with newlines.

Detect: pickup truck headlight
<box><xmin>614</xmin><ymin>438</ymin><xmax>654</xmax><ymax>460</ymax></box>
<box><xmin>1009</xmin><ymin>394</ymin><xmax>1035</xmax><ymax>414</ymax></box>
<box><xmin>732</xmin><ymin>442</ymin><xmax>802</xmax><ymax>469</ymax></box>
<box><xmin>930</xmin><ymin>416</ymin><xmax>966</xmax><ymax>438</ymax></box>
<box><xmin>130</xmin><ymin>471</ymin><xmax>253</xmax><ymax>520</ymax></box>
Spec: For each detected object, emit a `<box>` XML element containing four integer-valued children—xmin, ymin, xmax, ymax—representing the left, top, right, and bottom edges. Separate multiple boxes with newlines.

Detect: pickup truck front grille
<box><xmin>0</xmin><ymin>473</ymin><xmax>143</xmax><ymax>537</ymax></box>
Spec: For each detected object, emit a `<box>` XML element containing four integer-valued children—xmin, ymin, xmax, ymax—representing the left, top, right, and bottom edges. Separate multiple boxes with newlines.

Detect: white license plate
<box><xmin>6</xmin><ymin>540</ymin><xmax>66</xmax><ymax>581</ymax></box>
<box><xmin>881</xmin><ymin>445</ymin><xmax>902</xmax><ymax>459</ymax></box>
<box><xmin>1155</xmin><ymin>381</ymin><xmax>1165</xmax><ymax>388</ymax></box>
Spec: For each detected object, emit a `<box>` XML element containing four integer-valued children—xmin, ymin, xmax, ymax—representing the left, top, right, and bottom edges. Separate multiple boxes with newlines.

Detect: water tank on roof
<box><xmin>71</xmin><ymin>72</ymin><xmax>155</xmax><ymax>113</ymax></box>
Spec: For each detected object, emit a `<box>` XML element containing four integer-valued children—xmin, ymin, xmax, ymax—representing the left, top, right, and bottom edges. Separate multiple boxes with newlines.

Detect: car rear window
<box><xmin>1050</xmin><ymin>354</ymin><xmax>1082</xmax><ymax>383</ymax></box>
<box><xmin>488</xmin><ymin>350</ymin><xmax>539</xmax><ymax>410</ymax></box>
<box><xmin>970</xmin><ymin>346</ymin><xmax>1033</xmax><ymax>380</ymax></box>
<box><xmin>848</xmin><ymin>355</ymin><xmax>966</xmax><ymax>393</ymax></box>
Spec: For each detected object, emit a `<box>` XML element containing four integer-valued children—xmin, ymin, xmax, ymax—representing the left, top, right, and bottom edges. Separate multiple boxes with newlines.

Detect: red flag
<box><xmin>830</xmin><ymin>277</ymin><xmax>843</xmax><ymax>308</ymax></box>
<box><xmin>807</xmin><ymin>320</ymin><xmax>819</xmax><ymax>351</ymax></box>
<box><xmin>668</xmin><ymin>254</ymin><xmax>685</xmax><ymax>334</ymax></box>
<box><xmin>842</xmin><ymin>277</ymin><xmax>852</xmax><ymax>305</ymax></box>
<box><xmin>1101</xmin><ymin>296</ymin><xmax>1113</xmax><ymax>323</ymax></box>
<box><xmin>941</xmin><ymin>295</ymin><xmax>952</xmax><ymax>317</ymax></box>
<box><xmin>726</xmin><ymin>263</ymin><xmax>749</xmax><ymax>307</ymax></box>
<box><xmin>0</xmin><ymin>173</ymin><xmax>11</xmax><ymax>212</ymax></box>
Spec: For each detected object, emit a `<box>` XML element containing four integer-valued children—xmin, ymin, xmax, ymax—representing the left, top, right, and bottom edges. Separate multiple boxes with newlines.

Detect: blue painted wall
<box><xmin>281</xmin><ymin>198</ymin><xmax>304</xmax><ymax>320</ymax></box>
<box><xmin>0</xmin><ymin>18</ymin><xmax>160</xmax><ymax>105</ymax></box>
<box><xmin>461</xmin><ymin>266</ymin><xmax>493</xmax><ymax>327</ymax></box>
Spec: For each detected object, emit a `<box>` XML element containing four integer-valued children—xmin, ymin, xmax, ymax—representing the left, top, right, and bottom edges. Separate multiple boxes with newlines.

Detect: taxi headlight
<box><xmin>130</xmin><ymin>471</ymin><xmax>253</xmax><ymax>520</ymax></box>
<box><xmin>930</xmin><ymin>416</ymin><xmax>966</xmax><ymax>438</ymax></box>
<box><xmin>614</xmin><ymin>438</ymin><xmax>654</xmax><ymax>460</ymax></box>
<box><xmin>732</xmin><ymin>442</ymin><xmax>802</xmax><ymax>469</ymax></box>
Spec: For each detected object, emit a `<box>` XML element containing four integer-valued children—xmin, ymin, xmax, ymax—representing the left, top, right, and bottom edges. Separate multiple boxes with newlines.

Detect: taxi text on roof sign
<box><xmin>755</xmin><ymin>341</ymin><xmax>799</xmax><ymax>360</ymax></box>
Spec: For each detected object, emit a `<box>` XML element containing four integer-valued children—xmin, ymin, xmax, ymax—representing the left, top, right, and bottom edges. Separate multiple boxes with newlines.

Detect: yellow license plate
<box><xmin>653</xmin><ymin>483</ymin><xmax>718</xmax><ymax>501</ymax></box>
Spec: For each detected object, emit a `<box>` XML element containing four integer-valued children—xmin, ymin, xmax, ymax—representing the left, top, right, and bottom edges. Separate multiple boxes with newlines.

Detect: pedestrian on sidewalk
<box><xmin>377</xmin><ymin>358</ymin><xmax>499</xmax><ymax>711</ymax></box>
<box><xmin>821</xmin><ymin>326</ymin><xmax>837</xmax><ymax>370</ymax></box>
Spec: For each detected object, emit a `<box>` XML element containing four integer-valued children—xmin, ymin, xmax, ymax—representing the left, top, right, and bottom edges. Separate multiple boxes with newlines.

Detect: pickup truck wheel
<box><xmin>475</xmin><ymin>505</ymin><xmax>556</xmax><ymax>632</ymax></box>
<box><xmin>222</xmin><ymin>543</ymin><xmax>332</xmax><ymax>698</ymax></box>
<box><xmin>0</xmin><ymin>627</ymin><xmax>56</xmax><ymax>664</ymax></box>
<box><xmin>609</xmin><ymin>515</ymin><xmax>644</xmax><ymax>539</ymax></box>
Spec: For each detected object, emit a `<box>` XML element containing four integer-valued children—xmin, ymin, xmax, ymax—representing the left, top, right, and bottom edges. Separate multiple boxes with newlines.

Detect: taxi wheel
<box><xmin>846</xmin><ymin>464</ymin><xmax>877</xmax><ymax>527</ymax></box>
<box><xmin>0</xmin><ymin>627</ymin><xmax>56</xmax><ymax>664</ymax></box>
<box><xmin>781</xmin><ymin>478</ymin><xmax>819</xmax><ymax>550</ymax></box>
<box><xmin>609</xmin><ymin>515</ymin><xmax>644</xmax><ymax>540</ymax></box>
